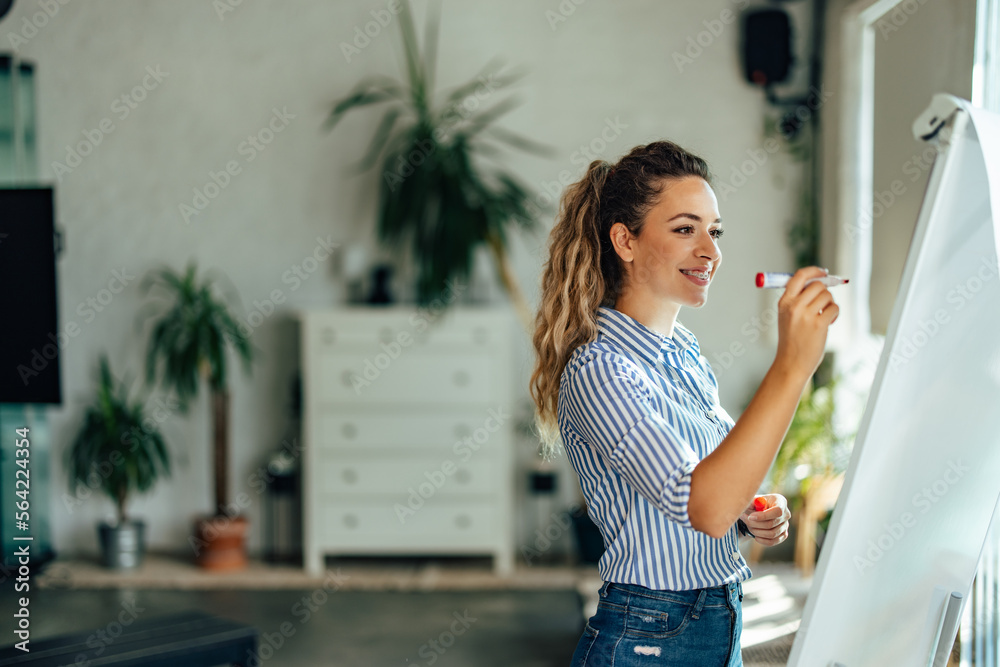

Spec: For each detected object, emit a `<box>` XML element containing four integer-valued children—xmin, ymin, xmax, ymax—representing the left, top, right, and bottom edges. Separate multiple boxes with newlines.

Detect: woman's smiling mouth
<box><xmin>680</xmin><ymin>267</ymin><xmax>711</xmax><ymax>284</ymax></box>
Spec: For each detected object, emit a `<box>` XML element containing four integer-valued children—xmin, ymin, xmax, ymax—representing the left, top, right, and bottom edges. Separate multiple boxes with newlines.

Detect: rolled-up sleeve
<box><xmin>562</xmin><ymin>351</ymin><xmax>700</xmax><ymax>527</ymax></box>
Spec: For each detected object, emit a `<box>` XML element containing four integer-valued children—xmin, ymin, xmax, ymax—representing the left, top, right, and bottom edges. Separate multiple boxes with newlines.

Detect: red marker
<box><xmin>756</xmin><ymin>272</ymin><xmax>849</xmax><ymax>288</ymax></box>
<box><xmin>753</xmin><ymin>496</ymin><xmax>771</xmax><ymax>513</ymax></box>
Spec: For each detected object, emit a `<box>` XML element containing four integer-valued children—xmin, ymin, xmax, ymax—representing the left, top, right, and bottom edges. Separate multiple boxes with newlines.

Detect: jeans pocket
<box><xmin>571</xmin><ymin>622</ymin><xmax>600</xmax><ymax>666</ymax></box>
<box><xmin>623</xmin><ymin>601</ymin><xmax>692</xmax><ymax>639</ymax></box>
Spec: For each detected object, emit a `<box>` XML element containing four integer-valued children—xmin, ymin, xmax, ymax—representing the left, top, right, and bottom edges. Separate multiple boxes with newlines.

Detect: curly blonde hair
<box><xmin>529</xmin><ymin>140</ymin><xmax>714</xmax><ymax>458</ymax></box>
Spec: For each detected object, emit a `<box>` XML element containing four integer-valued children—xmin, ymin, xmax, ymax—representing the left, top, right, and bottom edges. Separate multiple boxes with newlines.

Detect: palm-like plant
<box><xmin>325</xmin><ymin>0</ymin><xmax>550</xmax><ymax>329</ymax></box>
<box><xmin>768</xmin><ymin>377</ymin><xmax>852</xmax><ymax>495</ymax></box>
<box><xmin>138</xmin><ymin>260</ymin><xmax>257</xmax><ymax>517</ymax></box>
<box><xmin>67</xmin><ymin>354</ymin><xmax>170</xmax><ymax>525</ymax></box>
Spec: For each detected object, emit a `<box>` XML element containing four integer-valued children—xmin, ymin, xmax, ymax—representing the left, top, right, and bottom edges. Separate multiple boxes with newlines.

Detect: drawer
<box><xmin>312</xmin><ymin>409</ymin><xmax>509</xmax><ymax>453</ymax></box>
<box><xmin>307</xmin><ymin>309</ymin><xmax>506</xmax><ymax>351</ymax></box>
<box><xmin>314</xmin><ymin>352</ymin><xmax>496</xmax><ymax>404</ymax></box>
<box><xmin>316</xmin><ymin>500</ymin><xmax>499</xmax><ymax>547</ymax></box>
<box><xmin>317</xmin><ymin>454</ymin><xmax>499</xmax><ymax>496</ymax></box>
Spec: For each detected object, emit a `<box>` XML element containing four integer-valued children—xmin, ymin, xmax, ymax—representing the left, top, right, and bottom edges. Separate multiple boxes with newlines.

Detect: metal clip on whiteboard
<box><xmin>927</xmin><ymin>590</ymin><xmax>963</xmax><ymax>667</ymax></box>
<box><xmin>912</xmin><ymin>93</ymin><xmax>965</xmax><ymax>142</ymax></box>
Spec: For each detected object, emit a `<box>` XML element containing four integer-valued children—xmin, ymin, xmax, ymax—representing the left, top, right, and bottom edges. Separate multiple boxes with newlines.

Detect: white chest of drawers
<box><xmin>297</xmin><ymin>306</ymin><xmax>515</xmax><ymax>576</ymax></box>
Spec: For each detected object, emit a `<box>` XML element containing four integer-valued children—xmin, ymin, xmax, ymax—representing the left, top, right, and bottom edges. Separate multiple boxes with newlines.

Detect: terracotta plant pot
<box><xmin>193</xmin><ymin>515</ymin><xmax>249</xmax><ymax>571</ymax></box>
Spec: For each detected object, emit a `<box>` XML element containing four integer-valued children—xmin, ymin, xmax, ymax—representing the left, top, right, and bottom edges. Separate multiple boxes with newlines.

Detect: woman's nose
<box><xmin>698</xmin><ymin>232</ymin><xmax>721</xmax><ymax>261</ymax></box>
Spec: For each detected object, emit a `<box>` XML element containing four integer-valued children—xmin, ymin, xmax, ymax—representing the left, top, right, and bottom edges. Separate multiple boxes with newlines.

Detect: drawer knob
<box><xmin>452</xmin><ymin>370</ymin><xmax>470</xmax><ymax>387</ymax></box>
<box><xmin>455</xmin><ymin>469</ymin><xmax>472</xmax><ymax>484</ymax></box>
<box><xmin>343</xmin><ymin>514</ymin><xmax>358</xmax><ymax>528</ymax></box>
<box><xmin>341</xmin><ymin>468</ymin><xmax>358</xmax><ymax>484</ymax></box>
<box><xmin>455</xmin><ymin>514</ymin><xmax>472</xmax><ymax>529</ymax></box>
<box><xmin>341</xmin><ymin>423</ymin><xmax>357</xmax><ymax>439</ymax></box>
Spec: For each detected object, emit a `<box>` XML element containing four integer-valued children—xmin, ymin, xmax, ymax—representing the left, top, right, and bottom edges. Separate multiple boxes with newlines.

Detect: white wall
<box><xmin>819</xmin><ymin>0</ymin><xmax>978</xmax><ymax>337</ymax></box>
<box><xmin>1</xmin><ymin>0</ymin><xmax>801</xmax><ymax>559</ymax></box>
<box><xmin>870</xmin><ymin>0</ymin><xmax>977</xmax><ymax>333</ymax></box>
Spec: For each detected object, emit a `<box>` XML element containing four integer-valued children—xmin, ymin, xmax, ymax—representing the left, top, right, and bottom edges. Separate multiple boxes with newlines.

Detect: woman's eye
<box><xmin>711</xmin><ymin>228</ymin><xmax>725</xmax><ymax>239</ymax></box>
<box><xmin>674</xmin><ymin>226</ymin><xmax>693</xmax><ymax>234</ymax></box>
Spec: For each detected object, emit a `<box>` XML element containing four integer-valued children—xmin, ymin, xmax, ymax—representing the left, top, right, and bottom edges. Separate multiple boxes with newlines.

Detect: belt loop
<box><xmin>738</xmin><ymin>581</ymin><xmax>743</xmax><ymax>602</ymax></box>
<box><xmin>599</xmin><ymin>581</ymin><xmax>611</xmax><ymax>598</ymax></box>
<box><xmin>690</xmin><ymin>588</ymin><xmax>708</xmax><ymax>620</ymax></box>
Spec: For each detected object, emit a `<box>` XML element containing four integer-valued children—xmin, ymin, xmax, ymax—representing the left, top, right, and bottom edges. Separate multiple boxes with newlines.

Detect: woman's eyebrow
<box><xmin>667</xmin><ymin>212</ymin><xmax>723</xmax><ymax>223</ymax></box>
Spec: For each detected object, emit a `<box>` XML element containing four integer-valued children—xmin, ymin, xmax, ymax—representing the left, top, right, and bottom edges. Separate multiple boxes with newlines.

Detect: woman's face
<box><xmin>612</xmin><ymin>175</ymin><xmax>723</xmax><ymax>310</ymax></box>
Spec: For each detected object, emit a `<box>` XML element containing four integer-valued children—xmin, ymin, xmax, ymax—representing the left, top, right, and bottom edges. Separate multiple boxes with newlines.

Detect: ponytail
<box><xmin>529</xmin><ymin>161</ymin><xmax>610</xmax><ymax>458</ymax></box>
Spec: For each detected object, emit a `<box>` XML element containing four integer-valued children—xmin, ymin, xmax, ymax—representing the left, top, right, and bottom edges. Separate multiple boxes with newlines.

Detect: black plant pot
<box><xmin>98</xmin><ymin>519</ymin><xmax>146</xmax><ymax>569</ymax></box>
<box><xmin>571</xmin><ymin>512</ymin><xmax>605</xmax><ymax>565</ymax></box>
<box><xmin>366</xmin><ymin>264</ymin><xmax>394</xmax><ymax>304</ymax></box>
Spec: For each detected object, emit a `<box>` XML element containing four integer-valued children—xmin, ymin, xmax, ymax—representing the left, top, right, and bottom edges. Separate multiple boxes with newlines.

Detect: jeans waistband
<box><xmin>600</xmin><ymin>580</ymin><xmax>743</xmax><ymax>603</ymax></box>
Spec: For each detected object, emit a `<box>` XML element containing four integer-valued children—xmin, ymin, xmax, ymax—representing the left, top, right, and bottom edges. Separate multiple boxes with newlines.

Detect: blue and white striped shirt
<box><xmin>558</xmin><ymin>305</ymin><xmax>752</xmax><ymax>590</ymax></box>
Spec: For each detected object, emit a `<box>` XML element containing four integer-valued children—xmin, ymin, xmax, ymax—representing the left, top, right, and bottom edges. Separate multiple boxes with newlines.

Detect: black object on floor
<box><xmin>0</xmin><ymin>610</ymin><xmax>258</xmax><ymax>666</ymax></box>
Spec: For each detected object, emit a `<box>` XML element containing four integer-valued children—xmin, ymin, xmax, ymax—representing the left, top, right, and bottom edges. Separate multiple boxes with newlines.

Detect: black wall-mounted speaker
<box><xmin>742</xmin><ymin>9</ymin><xmax>793</xmax><ymax>86</ymax></box>
<box><xmin>0</xmin><ymin>187</ymin><xmax>62</xmax><ymax>404</ymax></box>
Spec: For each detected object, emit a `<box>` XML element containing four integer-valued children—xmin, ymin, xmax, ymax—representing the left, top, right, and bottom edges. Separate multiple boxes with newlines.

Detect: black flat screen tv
<box><xmin>0</xmin><ymin>187</ymin><xmax>62</xmax><ymax>404</ymax></box>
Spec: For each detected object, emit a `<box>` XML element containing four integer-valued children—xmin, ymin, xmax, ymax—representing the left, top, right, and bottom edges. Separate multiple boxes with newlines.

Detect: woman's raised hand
<box><xmin>774</xmin><ymin>266</ymin><xmax>840</xmax><ymax>381</ymax></box>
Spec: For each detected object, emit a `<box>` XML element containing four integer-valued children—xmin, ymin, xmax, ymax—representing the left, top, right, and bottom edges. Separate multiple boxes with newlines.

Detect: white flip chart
<box><xmin>789</xmin><ymin>94</ymin><xmax>1000</xmax><ymax>666</ymax></box>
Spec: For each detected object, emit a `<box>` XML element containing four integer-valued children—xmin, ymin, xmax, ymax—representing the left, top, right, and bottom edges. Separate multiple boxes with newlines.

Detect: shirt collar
<box><xmin>596</xmin><ymin>305</ymin><xmax>700</xmax><ymax>367</ymax></box>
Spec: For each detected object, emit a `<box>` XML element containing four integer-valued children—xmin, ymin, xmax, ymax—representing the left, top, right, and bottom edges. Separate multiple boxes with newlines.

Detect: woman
<box><xmin>529</xmin><ymin>141</ymin><xmax>839</xmax><ymax>665</ymax></box>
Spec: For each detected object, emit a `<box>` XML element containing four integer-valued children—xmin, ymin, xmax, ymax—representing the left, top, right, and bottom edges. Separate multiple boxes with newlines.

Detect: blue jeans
<box><xmin>571</xmin><ymin>580</ymin><xmax>744</xmax><ymax>666</ymax></box>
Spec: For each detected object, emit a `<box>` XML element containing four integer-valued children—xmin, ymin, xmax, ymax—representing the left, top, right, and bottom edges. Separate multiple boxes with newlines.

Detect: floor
<box><xmin>0</xmin><ymin>555</ymin><xmax>811</xmax><ymax>666</ymax></box>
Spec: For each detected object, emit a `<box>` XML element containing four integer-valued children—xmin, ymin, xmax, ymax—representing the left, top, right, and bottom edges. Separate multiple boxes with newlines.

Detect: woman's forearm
<box><xmin>687</xmin><ymin>360</ymin><xmax>808</xmax><ymax>538</ymax></box>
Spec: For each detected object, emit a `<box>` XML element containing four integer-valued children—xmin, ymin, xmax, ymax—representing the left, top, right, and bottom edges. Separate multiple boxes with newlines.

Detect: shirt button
<box><xmin>705</xmin><ymin>409</ymin><xmax>716</xmax><ymax>419</ymax></box>
<box><xmin>731</xmin><ymin>551</ymin><xmax>741</xmax><ymax>561</ymax></box>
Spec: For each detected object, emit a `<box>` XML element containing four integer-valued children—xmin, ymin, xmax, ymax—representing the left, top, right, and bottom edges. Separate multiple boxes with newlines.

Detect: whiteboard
<box><xmin>789</xmin><ymin>95</ymin><xmax>1000</xmax><ymax>666</ymax></box>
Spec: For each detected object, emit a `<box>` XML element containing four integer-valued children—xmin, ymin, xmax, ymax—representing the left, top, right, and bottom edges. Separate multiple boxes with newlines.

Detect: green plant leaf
<box><xmin>356</xmin><ymin>107</ymin><xmax>405</xmax><ymax>172</ymax></box>
<box><xmin>480</xmin><ymin>125</ymin><xmax>556</xmax><ymax>158</ymax></box>
<box><xmin>397</xmin><ymin>0</ymin><xmax>427</xmax><ymax>116</ymax></box>
<box><xmin>456</xmin><ymin>96</ymin><xmax>523</xmax><ymax>139</ymax></box>
<box><xmin>441</xmin><ymin>59</ymin><xmax>525</xmax><ymax>105</ymax></box>
<box><xmin>422</xmin><ymin>0</ymin><xmax>441</xmax><ymax>99</ymax></box>
<box><xmin>324</xmin><ymin>78</ymin><xmax>406</xmax><ymax>131</ymax></box>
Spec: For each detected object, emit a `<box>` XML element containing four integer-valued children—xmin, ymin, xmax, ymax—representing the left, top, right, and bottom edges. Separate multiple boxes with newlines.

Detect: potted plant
<box><xmin>324</xmin><ymin>0</ymin><xmax>551</xmax><ymax>330</ymax></box>
<box><xmin>66</xmin><ymin>354</ymin><xmax>170</xmax><ymax>569</ymax></box>
<box><xmin>138</xmin><ymin>260</ymin><xmax>257</xmax><ymax>570</ymax></box>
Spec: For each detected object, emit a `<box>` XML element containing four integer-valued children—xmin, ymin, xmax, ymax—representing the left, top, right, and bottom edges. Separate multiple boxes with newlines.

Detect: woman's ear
<box><xmin>609</xmin><ymin>222</ymin><xmax>635</xmax><ymax>263</ymax></box>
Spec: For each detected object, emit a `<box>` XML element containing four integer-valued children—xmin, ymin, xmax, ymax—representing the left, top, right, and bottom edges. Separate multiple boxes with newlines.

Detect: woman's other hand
<box><xmin>740</xmin><ymin>494</ymin><xmax>791</xmax><ymax>547</ymax></box>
